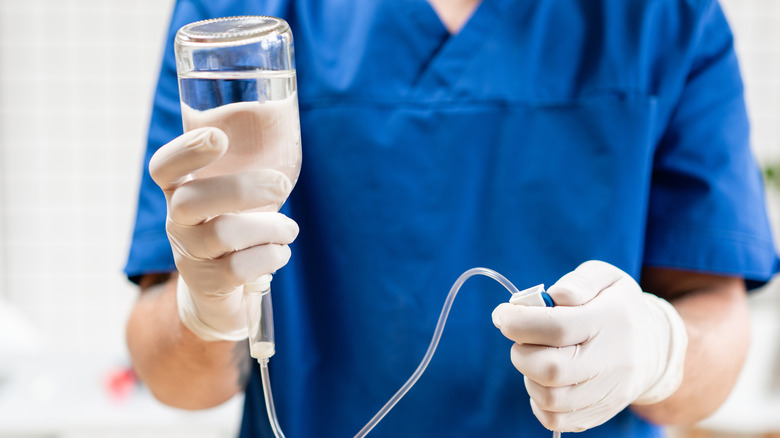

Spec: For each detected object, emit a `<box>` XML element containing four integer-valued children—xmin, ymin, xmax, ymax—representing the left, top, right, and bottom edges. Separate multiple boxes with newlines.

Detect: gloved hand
<box><xmin>492</xmin><ymin>260</ymin><xmax>688</xmax><ymax>432</ymax></box>
<box><xmin>149</xmin><ymin>127</ymin><xmax>299</xmax><ymax>341</ymax></box>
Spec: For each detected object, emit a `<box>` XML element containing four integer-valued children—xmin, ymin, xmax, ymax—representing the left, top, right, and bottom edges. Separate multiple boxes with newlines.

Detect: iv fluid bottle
<box><xmin>175</xmin><ymin>16</ymin><xmax>301</xmax><ymax>187</ymax></box>
<box><xmin>174</xmin><ymin>17</ymin><xmax>301</xmax><ymax>359</ymax></box>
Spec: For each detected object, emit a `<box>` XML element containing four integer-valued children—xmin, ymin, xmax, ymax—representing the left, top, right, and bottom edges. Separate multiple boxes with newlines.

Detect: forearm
<box><xmin>632</xmin><ymin>268</ymin><xmax>750</xmax><ymax>425</ymax></box>
<box><xmin>125</xmin><ymin>273</ymin><xmax>250</xmax><ymax>409</ymax></box>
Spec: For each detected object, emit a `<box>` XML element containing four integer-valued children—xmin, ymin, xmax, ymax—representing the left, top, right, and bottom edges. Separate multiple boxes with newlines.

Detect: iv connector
<box><xmin>509</xmin><ymin>284</ymin><xmax>554</xmax><ymax>307</ymax></box>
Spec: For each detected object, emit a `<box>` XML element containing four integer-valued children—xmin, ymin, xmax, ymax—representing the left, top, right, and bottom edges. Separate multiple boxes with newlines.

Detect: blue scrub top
<box><xmin>126</xmin><ymin>0</ymin><xmax>779</xmax><ymax>437</ymax></box>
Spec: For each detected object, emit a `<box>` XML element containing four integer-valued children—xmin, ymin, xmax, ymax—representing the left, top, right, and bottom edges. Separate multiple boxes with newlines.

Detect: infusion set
<box><xmin>174</xmin><ymin>16</ymin><xmax>560</xmax><ymax>438</ymax></box>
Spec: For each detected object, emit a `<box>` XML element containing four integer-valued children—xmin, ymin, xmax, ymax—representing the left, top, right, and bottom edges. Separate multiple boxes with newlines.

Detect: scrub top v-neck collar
<box><xmin>403</xmin><ymin>0</ymin><xmax>515</xmax><ymax>100</ymax></box>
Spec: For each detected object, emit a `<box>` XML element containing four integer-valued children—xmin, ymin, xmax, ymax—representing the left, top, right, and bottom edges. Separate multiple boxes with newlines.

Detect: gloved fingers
<box><xmin>167</xmin><ymin>212</ymin><xmax>299</xmax><ymax>260</ymax></box>
<box><xmin>168</xmin><ymin>169</ymin><xmax>293</xmax><ymax>226</ymax></box>
<box><xmin>492</xmin><ymin>303</ymin><xmax>596</xmax><ymax>346</ymax></box>
<box><xmin>547</xmin><ymin>260</ymin><xmax>626</xmax><ymax>306</ymax></box>
<box><xmin>530</xmin><ymin>394</ymin><xmax>624</xmax><ymax>433</ymax></box>
<box><xmin>177</xmin><ymin>243</ymin><xmax>292</xmax><ymax>293</ymax></box>
<box><xmin>510</xmin><ymin>343</ymin><xmax>597</xmax><ymax>387</ymax></box>
<box><xmin>150</xmin><ymin>127</ymin><xmax>228</xmax><ymax>191</ymax></box>
<box><xmin>222</xmin><ymin>243</ymin><xmax>292</xmax><ymax>286</ymax></box>
<box><xmin>524</xmin><ymin>374</ymin><xmax>615</xmax><ymax>414</ymax></box>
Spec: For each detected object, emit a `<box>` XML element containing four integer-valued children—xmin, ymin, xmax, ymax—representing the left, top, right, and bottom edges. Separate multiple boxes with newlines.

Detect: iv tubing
<box><xmin>258</xmin><ymin>267</ymin><xmax>561</xmax><ymax>438</ymax></box>
<box><xmin>259</xmin><ymin>357</ymin><xmax>286</xmax><ymax>438</ymax></box>
<box><xmin>354</xmin><ymin>267</ymin><xmax>560</xmax><ymax>438</ymax></box>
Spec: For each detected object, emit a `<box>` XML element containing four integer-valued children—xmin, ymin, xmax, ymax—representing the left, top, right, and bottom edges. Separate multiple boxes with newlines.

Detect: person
<box><xmin>124</xmin><ymin>0</ymin><xmax>779</xmax><ymax>437</ymax></box>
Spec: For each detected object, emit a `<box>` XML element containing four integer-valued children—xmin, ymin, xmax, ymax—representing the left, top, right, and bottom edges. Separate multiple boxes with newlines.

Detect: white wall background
<box><xmin>0</xmin><ymin>0</ymin><xmax>777</xmax><ymax>437</ymax></box>
<box><xmin>0</xmin><ymin>0</ymin><xmax>175</xmax><ymax>355</ymax></box>
<box><xmin>0</xmin><ymin>1</ymin><xmax>242</xmax><ymax>437</ymax></box>
<box><xmin>696</xmin><ymin>3</ymin><xmax>780</xmax><ymax>434</ymax></box>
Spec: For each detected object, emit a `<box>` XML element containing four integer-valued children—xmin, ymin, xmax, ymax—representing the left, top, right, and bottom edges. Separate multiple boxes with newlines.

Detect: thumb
<box><xmin>547</xmin><ymin>260</ymin><xmax>627</xmax><ymax>306</ymax></box>
<box><xmin>150</xmin><ymin>127</ymin><xmax>228</xmax><ymax>192</ymax></box>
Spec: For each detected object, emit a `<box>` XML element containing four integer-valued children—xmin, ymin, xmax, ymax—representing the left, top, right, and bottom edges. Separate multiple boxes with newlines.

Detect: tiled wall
<box><xmin>0</xmin><ymin>0</ymin><xmax>777</xmax><ymax>367</ymax></box>
<box><xmin>722</xmin><ymin>0</ymin><xmax>780</xmax><ymax>168</ymax></box>
<box><xmin>0</xmin><ymin>0</ymin><xmax>176</xmax><ymax>355</ymax></box>
<box><xmin>721</xmin><ymin>0</ymin><xmax>780</xmax><ymax>301</ymax></box>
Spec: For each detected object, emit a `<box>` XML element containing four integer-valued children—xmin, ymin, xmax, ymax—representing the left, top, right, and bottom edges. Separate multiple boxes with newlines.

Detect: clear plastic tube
<box><xmin>257</xmin><ymin>267</ymin><xmax>561</xmax><ymax>438</ymax></box>
<box><xmin>354</xmin><ymin>267</ymin><xmax>560</xmax><ymax>438</ymax></box>
<box><xmin>245</xmin><ymin>275</ymin><xmax>285</xmax><ymax>438</ymax></box>
<box><xmin>245</xmin><ymin>275</ymin><xmax>276</xmax><ymax>360</ymax></box>
<box><xmin>354</xmin><ymin>267</ymin><xmax>521</xmax><ymax>437</ymax></box>
<box><xmin>259</xmin><ymin>357</ymin><xmax>286</xmax><ymax>438</ymax></box>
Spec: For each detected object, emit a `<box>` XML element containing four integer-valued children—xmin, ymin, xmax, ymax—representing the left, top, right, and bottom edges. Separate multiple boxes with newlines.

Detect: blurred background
<box><xmin>0</xmin><ymin>1</ymin><xmax>777</xmax><ymax>437</ymax></box>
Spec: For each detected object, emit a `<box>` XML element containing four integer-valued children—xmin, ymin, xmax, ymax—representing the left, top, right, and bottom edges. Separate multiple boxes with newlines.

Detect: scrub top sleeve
<box><xmin>124</xmin><ymin>0</ymin><xmax>208</xmax><ymax>281</ymax></box>
<box><xmin>644</xmin><ymin>0</ymin><xmax>779</xmax><ymax>287</ymax></box>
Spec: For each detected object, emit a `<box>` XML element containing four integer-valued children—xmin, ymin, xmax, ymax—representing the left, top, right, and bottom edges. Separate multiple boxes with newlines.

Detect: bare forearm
<box><xmin>632</xmin><ymin>268</ymin><xmax>750</xmax><ymax>424</ymax></box>
<box><xmin>125</xmin><ymin>273</ymin><xmax>250</xmax><ymax>409</ymax></box>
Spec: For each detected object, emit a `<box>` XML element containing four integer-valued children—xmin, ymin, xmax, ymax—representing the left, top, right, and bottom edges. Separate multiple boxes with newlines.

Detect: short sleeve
<box><xmin>123</xmin><ymin>1</ymin><xmax>205</xmax><ymax>281</ymax></box>
<box><xmin>124</xmin><ymin>0</ymin><xmax>294</xmax><ymax>281</ymax></box>
<box><xmin>644</xmin><ymin>0</ymin><xmax>779</xmax><ymax>287</ymax></box>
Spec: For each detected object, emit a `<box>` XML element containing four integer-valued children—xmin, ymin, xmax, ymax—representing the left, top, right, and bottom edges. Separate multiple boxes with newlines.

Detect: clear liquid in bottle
<box><xmin>178</xmin><ymin>71</ymin><xmax>302</xmax><ymax>186</ymax></box>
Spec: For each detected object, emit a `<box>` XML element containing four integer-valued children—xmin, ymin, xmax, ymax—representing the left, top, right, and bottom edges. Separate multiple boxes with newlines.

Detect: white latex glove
<box><xmin>492</xmin><ymin>260</ymin><xmax>688</xmax><ymax>432</ymax></box>
<box><xmin>149</xmin><ymin>127</ymin><xmax>299</xmax><ymax>341</ymax></box>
